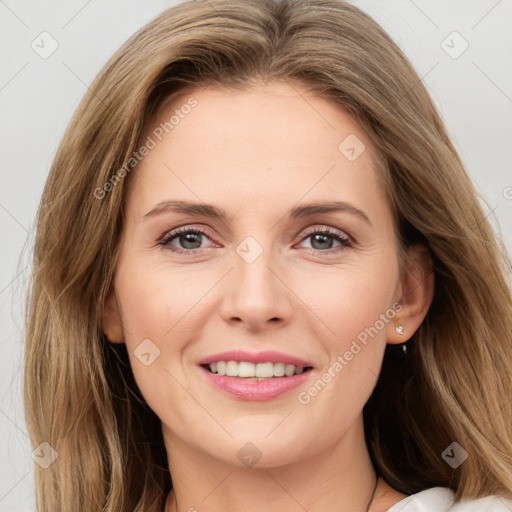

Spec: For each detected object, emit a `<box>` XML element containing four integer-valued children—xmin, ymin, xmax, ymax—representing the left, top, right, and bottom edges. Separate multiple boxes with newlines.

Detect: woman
<box><xmin>24</xmin><ymin>0</ymin><xmax>512</xmax><ymax>511</ymax></box>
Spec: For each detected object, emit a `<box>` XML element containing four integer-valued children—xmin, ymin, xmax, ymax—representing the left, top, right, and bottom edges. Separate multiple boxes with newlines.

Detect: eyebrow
<box><xmin>142</xmin><ymin>199</ymin><xmax>372</xmax><ymax>226</ymax></box>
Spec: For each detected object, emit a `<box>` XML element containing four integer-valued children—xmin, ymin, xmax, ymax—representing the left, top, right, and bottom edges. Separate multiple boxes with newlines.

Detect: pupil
<box><xmin>181</xmin><ymin>233</ymin><xmax>201</xmax><ymax>249</ymax></box>
<box><xmin>312</xmin><ymin>233</ymin><xmax>333</xmax><ymax>250</ymax></box>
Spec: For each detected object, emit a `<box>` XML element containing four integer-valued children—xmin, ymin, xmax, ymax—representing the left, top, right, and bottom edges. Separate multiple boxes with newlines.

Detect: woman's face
<box><xmin>104</xmin><ymin>81</ymin><xmax>424</xmax><ymax>468</ymax></box>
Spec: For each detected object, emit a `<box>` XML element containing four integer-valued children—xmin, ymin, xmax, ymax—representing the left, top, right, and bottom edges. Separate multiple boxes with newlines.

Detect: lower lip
<box><xmin>199</xmin><ymin>366</ymin><xmax>312</xmax><ymax>401</ymax></box>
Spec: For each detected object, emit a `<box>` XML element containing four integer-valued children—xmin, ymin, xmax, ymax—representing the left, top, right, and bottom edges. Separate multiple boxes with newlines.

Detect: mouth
<box><xmin>198</xmin><ymin>360</ymin><xmax>314</xmax><ymax>401</ymax></box>
<box><xmin>197</xmin><ymin>350</ymin><xmax>315</xmax><ymax>400</ymax></box>
<box><xmin>201</xmin><ymin>361</ymin><xmax>314</xmax><ymax>379</ymax></box>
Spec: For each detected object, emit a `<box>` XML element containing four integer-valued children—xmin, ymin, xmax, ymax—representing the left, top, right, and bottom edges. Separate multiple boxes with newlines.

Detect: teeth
<box><xmin>286</xmin><ymin>364</ymin><xmax>296</xmax><ymax>376</ymax></box>
<box><xmin>217</xmin><ymin>361</ymin><xmax>226</xmax><ymax>375</ymax></box>
<box><xmin>273</xmin><ymin>362</ymin><xmax>285</xmax><ymax>377</ymax></box>
<box><xmin>255</xmin><ymin>362</ymin><xmax>273</xmax><ymax>378</ymax></box>
<box><xmin>226</xmin><ymin>361</ymin><xmax>239</xmax><ymax>377</ymax></box>
<box><xmin>207</xmin><ymin>361</ymin><xmax>308</xmax><ymax>378</ymax></box>
<box><xmin>238</xmin><ymin>361</ymin><xmax>255</xmax><ymax>378</ymax></box>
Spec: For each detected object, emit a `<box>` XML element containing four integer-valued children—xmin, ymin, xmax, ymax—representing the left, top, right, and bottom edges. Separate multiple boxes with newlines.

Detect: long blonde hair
<box><xmin>24</xmin><ymin>0</ymin><xmax>512</xmax><ymax>510</ymax></box>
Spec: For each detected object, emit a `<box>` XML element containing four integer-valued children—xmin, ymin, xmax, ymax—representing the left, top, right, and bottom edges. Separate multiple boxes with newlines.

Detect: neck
<box><xmin>163</xmin><ymin>415</ymin><xmax>384</xmax><ymax>512</ymax></box>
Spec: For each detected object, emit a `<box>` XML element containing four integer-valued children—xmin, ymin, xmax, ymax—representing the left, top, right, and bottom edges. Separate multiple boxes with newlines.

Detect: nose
<box><xmin>219</xmin><ymin>241</ymin><xmax>294</xmax><ymax>332</ymax></box>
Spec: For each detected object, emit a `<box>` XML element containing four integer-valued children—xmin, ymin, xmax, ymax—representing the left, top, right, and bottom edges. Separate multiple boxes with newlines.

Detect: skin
<box><xmin>103</xmin><ymin>80</ymin><xmax>434</xmax><ymax>512</ymax></box>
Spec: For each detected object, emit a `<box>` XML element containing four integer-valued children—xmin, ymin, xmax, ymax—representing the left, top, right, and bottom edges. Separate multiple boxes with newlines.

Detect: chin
<box><xmin>205</xmin><ymin>433</ymin><xmax>317</xmax><ymax>470</ymax></box>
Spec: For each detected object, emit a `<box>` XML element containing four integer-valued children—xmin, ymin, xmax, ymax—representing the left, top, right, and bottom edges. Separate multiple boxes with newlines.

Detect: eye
<box><xmin>158</xmin><ymin>226</ymin><xmax>217</xmax><ymax>254</ymax></box>
<box><xmin>296</xmin><ymin>226</ymin><xmax>353</xmax><ymax>254</ymax></box>
<box><xmin>158</xmin><ymin>225</ymin><xmax>353</xmax><ymax>255</ymax></box>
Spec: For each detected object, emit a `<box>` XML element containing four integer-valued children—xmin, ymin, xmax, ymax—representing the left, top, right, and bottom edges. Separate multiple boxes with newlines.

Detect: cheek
<box><xmin>289</xmin><ymin>272</ymin><xmax>394</xmax><ymax>430</ymax></box>
<box><xmin>295</xmin><ymin>258</ymin><xmax>398</xmax><ymax>345</ymax></box>
<box><xmin>289</xmin><ymin>253</ymin><xmax>398</xmax><ymax>410</ymax></box>
<box><xmin>114</xmin><ymin>255</ymin><xmax>223</xmax><ymax>388</ymax></box>
<box><xmin>114</xmin><ymin>266</ymin><xmax>192</xmax><ymax>421</ymax></box>
<box><xmin>117</xmin><ymin>253</ymin><xmax>206</xmax><ymax>341</ymax></box>
<box><xmin>112</xmin><ymin>258</ymin><xmax>181</xmax><ymax>375</ymax></box>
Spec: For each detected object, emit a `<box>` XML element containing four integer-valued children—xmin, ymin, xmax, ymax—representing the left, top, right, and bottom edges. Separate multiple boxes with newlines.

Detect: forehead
<box><xmin>142</xmin><ymin>80</ymin><xmax>371</xmax><ymax>162</ymax></box>
<box><xmin>125</xmin><ymin>81</ymin><xmax>387</xmax><ymax>222</ymax></box>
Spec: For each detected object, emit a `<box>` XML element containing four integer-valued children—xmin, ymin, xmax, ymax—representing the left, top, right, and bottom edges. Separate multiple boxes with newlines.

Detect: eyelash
<box><xmin>158</xmin><ymin>225</ymin><xmax>354</xmax><ymax>256</ymax></box>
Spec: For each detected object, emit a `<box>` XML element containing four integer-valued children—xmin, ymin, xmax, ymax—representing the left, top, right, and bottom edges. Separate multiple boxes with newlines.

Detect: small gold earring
<box><xmin>395</xmin><ymin>325</ymin><xmax>404</xmax><ymax>335</ymax></box>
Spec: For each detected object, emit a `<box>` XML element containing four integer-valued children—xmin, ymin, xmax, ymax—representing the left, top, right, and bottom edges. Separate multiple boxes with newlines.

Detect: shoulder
<box><xmin>387</xmin><ymin>486</ymin><xmax>512</xmax><ymax>511</ymax></box>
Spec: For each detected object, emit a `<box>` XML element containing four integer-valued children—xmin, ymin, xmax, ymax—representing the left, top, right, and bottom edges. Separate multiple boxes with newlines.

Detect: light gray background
<box><xmin>1</xmin><ymin>1</ymin><xmax>511</xmax><ymax>510</ymax></box>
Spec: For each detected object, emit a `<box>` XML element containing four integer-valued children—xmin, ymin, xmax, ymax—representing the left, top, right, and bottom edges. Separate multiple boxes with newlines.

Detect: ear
<box><xmin>102</xmin><ymin>285</ymin><xmax>124</xmax><ymax>343</ymax></box>
<box><xmin>386</xmin><ymin>243</ymin><xmax>435</xmax><ymax>344</ymax></box>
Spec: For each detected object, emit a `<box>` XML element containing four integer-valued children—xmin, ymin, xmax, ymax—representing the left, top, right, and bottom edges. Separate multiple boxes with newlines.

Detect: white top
<box><xmin>387</xmin><ymin>487</ymin><xmax>512</xmax><ymax>511</ymax></box>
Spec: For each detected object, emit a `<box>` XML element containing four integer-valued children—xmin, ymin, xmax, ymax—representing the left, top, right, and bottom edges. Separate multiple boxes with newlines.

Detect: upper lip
<box><xmin>198</xmin><ymin>350</ymin><xmax>313</xmax><ymax>368</ymax></box>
